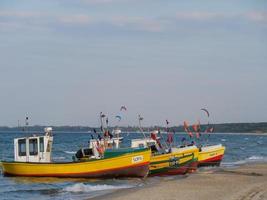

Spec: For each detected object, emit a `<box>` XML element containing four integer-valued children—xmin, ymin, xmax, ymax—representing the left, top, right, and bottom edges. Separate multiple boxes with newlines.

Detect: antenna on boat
<box><xmin>24</xmin><ymin>116</ymin><xmax>29</xmax><ymax>134</ymax></box>
<box><xmin>163</xmin><ymin>120</ymin><xmax>172</xmax><ymax>149</ymax></box>
<box><xmin>138</xmin><ymin>114</ymin><xmax>147</xmax><ymax>140</ymax></box>
<box><xmin>105</xmin><ymin>117</ymin><xmax>109</xmax><ymax>132</ymax></box>
<box><xmin>100</xmin><ymin>112</ymin><xmax>106</xmax><ymax>134</ymax></box>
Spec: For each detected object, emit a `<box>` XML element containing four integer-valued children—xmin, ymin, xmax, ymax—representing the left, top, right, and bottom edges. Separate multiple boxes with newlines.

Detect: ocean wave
<box><xmin>63</xmin><ymin>183</ymin><xmax>133</xmax><ymax>193</ymax></box>
<box><xmin>222</xmin><ymin>156</ymin><xmax>267</xmax><ymax>167</ymax></box>
<box><xmin>64</xmin><ymin>151</ymin><xmax>76</xmax><ymax>154</ymax></box>
<box><xmin>247</xmin><ymin>155</ymin><xmax>267</xmax><ymax>161</ymax></box>
<box><xmin>256</xmin><ymin>141</ymin><xmax>263</xmax><ymax>145</ymax></box>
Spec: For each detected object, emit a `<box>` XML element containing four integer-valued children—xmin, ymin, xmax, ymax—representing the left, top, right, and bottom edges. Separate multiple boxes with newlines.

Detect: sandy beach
<box><xmin>95</xmin><ymin>164</ymin><xmax>267</xmax><ymax>200</ymax></box>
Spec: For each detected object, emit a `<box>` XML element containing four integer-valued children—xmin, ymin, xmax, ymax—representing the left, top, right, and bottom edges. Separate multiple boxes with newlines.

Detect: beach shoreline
<box><xmin>92</xmin><ymin>163</ymin><xmax>267</xmax><ymax>200</ymax></box>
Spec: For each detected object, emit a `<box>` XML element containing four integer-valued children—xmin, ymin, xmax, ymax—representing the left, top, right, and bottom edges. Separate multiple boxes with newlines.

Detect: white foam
<box><xmin>247</xmin><ymin>156</ymin><xmax>267</xmax><ymax>161</ymax></box>
<box><xmin>63</xmin><ymin>183</ymin><xmax>133</xmax><ymax>193</ymax></box>
<box><xmin>222</xmin><ymin>156</ymin><xmax>267</xmax><ymax>167</ymax></box>
<box><xmin>64</xmin><ymin>151</ymin><xmax>76</xmax><ymax>154</ymax></box>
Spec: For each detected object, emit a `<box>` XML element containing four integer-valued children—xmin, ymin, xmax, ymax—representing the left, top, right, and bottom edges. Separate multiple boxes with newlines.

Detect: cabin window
<box><xmin>29</xmin><ymin>138</ymin><xmax>38</xmax><ymax>156</ymax></box>
<box><xmin>39</xmin><ymin>137</ymin><xmax>44</xmax><ymax>152</ymax></box>
<box><xmin>18</xmin><ymin>139</ymin><xmax>26</xmax><ymax>156</ymax></box>
<box><xmin>138</xmin><ymin>144</ymin><xmax>145</xmax><ymax>148</ymax></box>
<box><xmin>147</xmin><ymin>142</ymin><xmax>155</xmax><ymax>147</ymax></box>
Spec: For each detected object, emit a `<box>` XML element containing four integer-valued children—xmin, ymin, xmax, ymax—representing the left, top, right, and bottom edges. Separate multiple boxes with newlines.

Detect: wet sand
<box><xmin>94</xmin><ymin>163</ymin><xmax>267</xmax><ymax>200</ymax></box>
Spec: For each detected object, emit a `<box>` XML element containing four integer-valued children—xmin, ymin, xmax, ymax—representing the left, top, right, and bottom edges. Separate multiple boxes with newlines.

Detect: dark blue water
<box><xmin>0</xmin><ymin>132</ymin><xmax>266</xmax><ymax>200</ymax></box>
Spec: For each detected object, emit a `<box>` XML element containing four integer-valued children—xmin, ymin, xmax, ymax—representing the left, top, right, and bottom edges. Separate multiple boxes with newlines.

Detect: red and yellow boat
<box><xmin>131</xmin><ymin>137</ymin><xmax>199</xmax><ymax>176</ymax></box>
<box><xmin>149</xmin><ymin>146</ymin><xmax>199</xmax><ymax>176</ymax></box>
<box><xmin>198</xmin><ymin>144</ymin><xmax>225</xmax><ymax>167</ymax></box>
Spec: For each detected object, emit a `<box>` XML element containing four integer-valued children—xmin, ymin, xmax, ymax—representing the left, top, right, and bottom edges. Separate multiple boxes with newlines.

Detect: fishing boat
<box><xmin>1</xmin><ymin>127</ymin><xmax>151</xmax><ymax>178</ymax></box>
<box><xmin>131</xmin><ymin>131</ymin><xmax>199</xmax><ymax>176</ymax></box>
<box><xmin>183</xmin><ymin>109</ymin><xmax>226</xmax><ymax>167</ymax></box>
<box><xmin>198</xmin><ymin>144</ymin><xmax>225</xmax><ymax>167</ymax></box>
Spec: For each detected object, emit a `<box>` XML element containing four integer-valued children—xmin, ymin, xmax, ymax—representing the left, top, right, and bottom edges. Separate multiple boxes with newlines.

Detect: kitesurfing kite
<box><xmin>200</xmin><ymin>108</ymin><xmax>215</xmax><ymax>134</ymax></box>
<box><xmin>201</xmin><ymin>108</ymin><xmax>210</xmax><ymax>118</ymax></box>
<box><xmin>115</xmin><ymin>115</ymin><xmax>122</xmax><ymax>122</ymax></box>
<box><xmin>100</xmin><ymin>112</ymin><xmax>106</xmax><ymax>118</ymax></box>
<box><xmin>120</xmin><ymin>106</ymin><xmax>127</xmax><ymax>111</ymax></box>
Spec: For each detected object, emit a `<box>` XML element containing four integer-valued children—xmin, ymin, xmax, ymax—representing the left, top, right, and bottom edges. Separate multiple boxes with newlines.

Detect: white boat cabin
<box><xmin>131</xmin><ymin>130</ymin><xmax>161</xmax><ymax>150</ymax></box>
<box><xmin>131</xmin><ymin>138</ymin><xmax>163</xmax><ymax>153</ymax></box>
<box><xmin>131</xmin><ymin>138</ymin><xmax>157</xmax><ymax>148</ymax></box>
<box><xmin>14</xmin><ymin>127</ymin><xmax>53</xmax><ymax>163</ymax></box>
<box><xmin>89</xmin><ymin>137</ymin><xmax>123</xmax><ymax>149</ymax></box>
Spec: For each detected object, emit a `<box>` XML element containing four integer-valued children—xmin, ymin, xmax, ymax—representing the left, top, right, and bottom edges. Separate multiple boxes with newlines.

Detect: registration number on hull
<box><xmin>132</xmin><ymin>155</ymin><xmax>144</xmax><ymax>163</ymax></box>
<box><xmin>209</xmin><ymin>152</ymin><xmax>218</xmax><ymax>157</ymax></box>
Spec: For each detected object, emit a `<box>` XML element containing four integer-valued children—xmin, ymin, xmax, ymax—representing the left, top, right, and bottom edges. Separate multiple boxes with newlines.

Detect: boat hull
<box><xmin>1</xmin><ymin>148</ymin><xmax>151</xmax><ymax>178</ymax></box>
<box><xmin>198</xmin><ymin>144</ymin><xmax>225</xmax><ymax>167</ymax></box>
<box><xmin>187</xmin><ymin>160</ymin><xmax>199</xmax><ymax>173</ymax></box>
<box><xmin>149</xmin><ymin>146</ymin><xmax>199</xmax><ymax>176</ymax></box>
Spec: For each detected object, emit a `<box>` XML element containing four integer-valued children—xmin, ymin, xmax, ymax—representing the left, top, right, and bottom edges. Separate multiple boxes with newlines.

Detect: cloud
<box><xmin>1</xmin><ymin>10</ymin><xmax>266</xmax><ymax>33</ymax></box>
<box><xmin>0</xmin><ymin>11</ymin><xmax>50</xmax><ymax>32</ymax></box>
<box><xmin>245</xmin><ymin>11</ymin><xmax>267</xmax><ymax>23</ymax></box>
<box><xmin>0</xmin><ymin>11</ymin><xmax>165</xmax><ymax>32</ymax></box>
<box><xmin>0</xmin><ymin>21</ymin><xmax>22</xmax><ymax>31</ymax></box>
<box><xmin>0</xmin><ymin>11</ymin><xmax>44</xmax><ymax>18</ymax></box>
<box><xmin>82</xmin><ymin>0</ymin><xmax>116</xmax><ymax>3</ymax></box>
<box><xmin>59</xmin><ymin>14</ymin><xmax>167</xmax><ymax>32</ymax></box>
<box><xmin>58</xmin><ymin>14</ymin><xmax>92</xmax><ymax>25</ymax></box>
<box><xmin>175</xmin><ymin>11</ymin><xmax>267</xmax><ymax>25</ymax></box>
<box><xmin>80</xmin><ymin>0</ymin><xmax>133</xmax><ymax>4</ymax></box>
<box><xmin>175</xmin><ymin>11</ymin><xmax>231</xmax><ymax>21</ymax></box>
<box><xmin>110</xmin><ymin>16</ymin><xmax>167</xmax><ymax>32</ymax></box>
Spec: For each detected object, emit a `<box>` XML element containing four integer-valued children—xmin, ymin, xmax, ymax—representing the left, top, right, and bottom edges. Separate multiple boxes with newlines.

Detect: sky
<box><xmin>0</xmin><ymin>0</ymin><xmax>267</xmax><ymax>127</ymax></box>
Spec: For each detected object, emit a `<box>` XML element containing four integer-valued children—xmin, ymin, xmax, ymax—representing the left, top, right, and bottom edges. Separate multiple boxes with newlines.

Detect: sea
<box><xmin>0</xmin><ymin>131</ymin><xmax>266</xmax><ymax>200</ymax></box>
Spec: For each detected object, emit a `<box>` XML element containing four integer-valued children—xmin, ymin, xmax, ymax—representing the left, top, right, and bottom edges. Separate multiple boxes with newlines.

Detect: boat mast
<box><xmin>25</xmin><ymin>116</ymin><xmax>29</xmax><ymax>134</ymax></box>
<box><xmin>25</xmin><ymin>116</ymin><xmax>29</xmax><ymax>162</ymax></box>
<box><xmin>138</xmin><ymin>114</ymin><xmax>147</xmax><ymax>140</ymax></box>
<box><xmin>161</xmin><ymin>120</ymin><xmax>170</xmax><ymax>149</ymax></box>
<box><xmin>100</xmin><ymin>112</ymin><xmax>106</xmax><ymax>134</ymax></box>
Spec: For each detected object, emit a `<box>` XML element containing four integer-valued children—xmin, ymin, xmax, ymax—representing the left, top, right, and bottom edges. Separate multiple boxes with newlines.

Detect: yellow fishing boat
<box><xmin>150</xmin><ymin>146</ymin><xmax>199</xmax><ymax>175</ymax></box>
<box><xmin>131</xmin><ymin>137</ymin><xmax>199</xmax><ymax>176</ymax></box>
<box><xmin>1</xmin><ymin>128</ymin><xmax>151</xmax><ymax>178</ymax></box>
<box><xmin>198</xmin><ymin>144</ymin><xmax>225</xmax><ymax>167</ymax></box>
